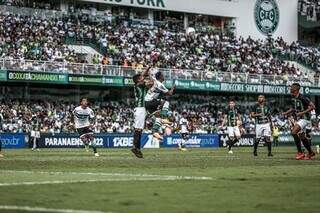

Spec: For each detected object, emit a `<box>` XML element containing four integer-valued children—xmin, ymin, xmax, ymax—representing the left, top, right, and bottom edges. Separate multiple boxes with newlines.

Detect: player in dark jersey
<box><xmin>283</xmin><ymin>83</ymin><xmax>316</xmax><ymax>160</ymax></box>
<box><xmin>131</xmin><ymin>67</ymin><xmax>152</xmax><ymax>158</ymax></box>
<box><xmin>221</xmin><ymin>100</ymin><xmax>242</xmax><ymax>154</ymax></box>
<box><xmin>250</xmin><ymin>95</ymin><xmax>273</xmax><ymax>157</ymax></box>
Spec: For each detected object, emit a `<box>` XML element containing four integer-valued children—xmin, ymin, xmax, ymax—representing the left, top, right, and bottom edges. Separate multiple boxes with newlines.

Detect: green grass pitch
<box><xmin>0</xmin><ymin>147</ymin><xmax>319</xmax><ymax>213</ymax></box>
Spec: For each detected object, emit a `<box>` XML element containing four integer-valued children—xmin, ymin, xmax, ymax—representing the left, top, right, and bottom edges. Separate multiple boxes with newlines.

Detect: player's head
<box><xmin>290</xmin><ymin>83</ymin><xmax>300</xmax><ymax>97</ymax></box>
<box><xmin>229</xmin><ymin>100</ymin><xmax>236</xmax><ymax>108</ymax></box>
<box><xmin>182</xmin><ymin>111</ymin><xmax>187</xmax><ymax>118</ymax></box>
<box><xmin>80</xmin><ymin>98</ymin><xmax>88</xmax><ymax>108</ymax></box>
<box><xmin>258</xmin><ymin>95</ymin><xmax>265</xmax><ymax>104</ymax></box>
<box><xmin>155</xmin><ymin>72</ymin><xmax>164</xmax><ymax>82</ymax></box>
<box><xmin>132</xmin><ymin>74</ymin><xmax>143</xmax><ymax>85</ymax></box>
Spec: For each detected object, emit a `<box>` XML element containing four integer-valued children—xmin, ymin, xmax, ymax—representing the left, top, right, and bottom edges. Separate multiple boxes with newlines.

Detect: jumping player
<box><xmin>283</xmin><ymin>83</ymin><xmax>316</xmax><ymax>160</ymax></box>
<box><xmin>144</xmin><ymin>72</ymin><xmax>175</xmax><ymax>118</ymax></box>
<box><xmin>250</xmin><ymin>95</ymin><xmax>273</xmax><ymax>157</ymax></box>
<box><xmin>72</xmin><ymin>98</ymin><xmax>98</xmax><ymax>157</ymax></box>
<box><xmin>221</xmin><ymin>100</ymin><xmax>242</xmax><ymax>154</ymax></box>
<box><xmin>131</xmin><ymin>67</ymin><xmax>152</xmax><ymax>158</ymax></box>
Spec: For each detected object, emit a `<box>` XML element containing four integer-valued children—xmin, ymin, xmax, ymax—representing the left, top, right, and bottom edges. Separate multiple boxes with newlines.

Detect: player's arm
<box><xmin>296</xmin><ymin>99</ymin><xmax>315</xmax><ymax>117</ymax></box>
<box><xmin>165</xmin><ymin>84</ymin><xmax>176</xmax><ymax>96</ymax></box>
<box><xmin>89</xmin><ymin>109</ymin><xmax>95</xmax><ymax>129</ymax></box>
<box><xmin>250</xmin><ymin>112</ymin><xmax>262</xmax><ymax>118</ymax></box>
<box><xmin>237</xmin><ymin>114</ymin><xmax>242</xmax><ymax>126</ymax></box>
<box><xmin>221</xmin><ymin>114</ymin><xmax>227</xmax><ymax>127</ymax></box>
<box><xmin>282</xmin><ymin>108</ymin><xmax>294</xmax><ymax>117</ymax></box>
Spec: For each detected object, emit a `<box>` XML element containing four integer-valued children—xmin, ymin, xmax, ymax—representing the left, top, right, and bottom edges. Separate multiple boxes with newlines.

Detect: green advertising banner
<box><xmin>69</xmin><ymin>74</ymin><xmax>123</xmax><ymax>86</ymax></box>
<box><xmin>3</xmin><ymin>70</ymin><xmax>320</xmax><ymax>96</ymax></box>
<box><xmin>174</xmin><ymin>80</ymin><xmax>220</xmax><ymax>91</ymax></box>
<box><xmin>220</xmin><ymin>83</ymin><xmax>291</xmax><ymax>94</ymax></box>
<box><xmin>0</xmin><ymin>70</ymin><xmax>7</xmax><ymax>81</ymax></box>
<box><xmin>7</xmin><ymin>71</ymin><xmax>68</xmax><ymax>84</ymax></box>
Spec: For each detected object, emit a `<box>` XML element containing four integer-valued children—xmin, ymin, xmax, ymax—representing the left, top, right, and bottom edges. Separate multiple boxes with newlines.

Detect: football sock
<box><xmin>301</xmin><ymin>137</ymin><xmax>313</xmax><ymax>154</ymax></box>
<box><xmin>293</xmin><ymin>134</ymin><xmax>303</xmax><ymax>153</ymax></box>
<box><xmin>228</xmin><ymin>138</ymin><xmax>238</xmax><ymax>151</ymax></box>
<box><xmin>133</xmin><ymin>130</ymin><xmax>142</xmax><ymax>149</ymax></box>
<box><xmin>254</xmin><ymin>139</ymin><xmax>259</xmax><ymax>153</ymax></box>
<box><xmin>91</xmin><ymin>139</ymin><xmax>97</xmax><ymax>153</ymax></box>
<box><xmin>266</xmin><ymin>142</ymin><xmax>272</xmax><ymax>154</ymax></box>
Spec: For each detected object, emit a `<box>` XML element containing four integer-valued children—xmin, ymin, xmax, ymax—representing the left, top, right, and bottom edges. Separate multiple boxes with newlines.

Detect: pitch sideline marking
<box><xmin>0</xmin><ymin>205</ymin><xmax>112</xmax><ymax>213</ymax></box>
<box><xmin>1</xmin><ymin>170</ymin><xmax>213</xmax><ymax>180</ymax></box>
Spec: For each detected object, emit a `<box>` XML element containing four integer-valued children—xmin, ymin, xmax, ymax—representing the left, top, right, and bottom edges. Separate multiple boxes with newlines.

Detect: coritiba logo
<box><xmin>254</xmin><ymin>0</ymin><xmax>279</xmax><ymax>35</ymax></box>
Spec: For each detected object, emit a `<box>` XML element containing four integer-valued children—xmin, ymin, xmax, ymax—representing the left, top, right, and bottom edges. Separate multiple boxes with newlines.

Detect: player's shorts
<box><xmin>145</xmin><ymin>99</ymin><xmax>161</xmax><ymax>113</ymax></box>
<box><xmin>227</xmin><ymin>126</ymin><xmax>241</xmax><ymax>137</ymax></box>
<box><xmin>134</xmin><ymin>107</ymin><xmax>147</xmax><ymax>129</ymax></box>
<box><xmin>76</xmin><ymin>126</ymin><xmax>93</xmax><ymax>138</ymax></box>
<box><xmin>256</xmin><ymin>123</ymin><xmax>271</xmax><ymax>138</ymax></box>
<box><xmin>296</xmin><ymin>119</ymin><xmax>311</xmax><ymax>132</ymax></box>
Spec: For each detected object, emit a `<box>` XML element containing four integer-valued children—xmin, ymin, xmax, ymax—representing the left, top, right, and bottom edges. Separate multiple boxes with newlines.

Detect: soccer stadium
<box><xmin>0</xmin><ymin>0</ymin><xmax>319</xmax><ymax>212</ymax></box>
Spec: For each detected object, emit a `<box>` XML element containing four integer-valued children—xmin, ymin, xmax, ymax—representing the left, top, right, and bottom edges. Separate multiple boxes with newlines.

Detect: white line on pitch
<box><xmin>1</xmin><ymin>170</ymin><xmax>213</xmax><ymax>180</ymax></box>
<box><xmin>0</xmin><ymin>175</ymin><xmax>212</xmax><ymax>187</ymax></box>
<box><xmin>0</xmin><ymin>205</ymin><xmax>112</xmax><ymax>213</ymax></box>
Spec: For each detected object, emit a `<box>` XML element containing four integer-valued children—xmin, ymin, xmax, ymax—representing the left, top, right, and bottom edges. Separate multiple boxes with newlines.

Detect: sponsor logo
<box><xmin>44</xmin><ymin>137</ymin><xmax>103</xmax><ymax>147</ymax></box>
<box><xmin>113</xmin><ymin>137</ymin><xmax>133</xmax><ymax>147</ymax></box>
<box><xmin>103</xmin><ymin>0</ymin><xmax>165</xmax><ymax>8</ymax></box>
<box><xmin>0</xmin><ymin>133</ymin><xmax>25</xmax><ymax>148</ymax></box>
<box><xmin>0</xmin><ymin>136</ymin><xmax>21</xmax><ymax>146</ymax></box>
<box><xmin>220</xmin><ymin>135</ymin><xmax>255</xmax><ymax>147</ymax></box>
<box><xmin>254</xmin><ymin>0</ymin><xmax>280</xmax><ymax>35</ymax></box>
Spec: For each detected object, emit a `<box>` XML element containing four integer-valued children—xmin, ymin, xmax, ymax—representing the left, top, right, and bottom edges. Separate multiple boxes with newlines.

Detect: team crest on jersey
<box><xmin>254</xmin><ymin>0</ymin><xmax>279</xmax><ymax>35</ymax></box>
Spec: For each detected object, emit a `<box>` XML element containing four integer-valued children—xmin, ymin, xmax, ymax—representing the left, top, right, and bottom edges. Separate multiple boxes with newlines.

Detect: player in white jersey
<box><xmin>178</xmin><ymin>111</ymin><xmax>190</xmax><ymax>151</ymax></box>
<box><xmin>72</xmin><ymin>98</ymin><xmax>99</xmax><ymax>157</ymax></box>
<box><xmin>144</xmin><ymin>72</ymin><xmax>175</xmax><ymax>118</ymax></box>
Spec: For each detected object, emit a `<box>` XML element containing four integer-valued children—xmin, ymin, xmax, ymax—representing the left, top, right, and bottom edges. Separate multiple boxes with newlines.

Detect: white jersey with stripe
<box><xmin>179</xmin><ymin>117</ymin><xmax>189</xmax><ymax>134</ymax></box>
<box><xmin>144</xmin><ymin>79</ymin><xmax>168</xmax><ymax>102</ymax></box>
<box><xmin>73</xmin><ymin>106</ymin><xmax>94</xmax><ymax>129</ymax></box>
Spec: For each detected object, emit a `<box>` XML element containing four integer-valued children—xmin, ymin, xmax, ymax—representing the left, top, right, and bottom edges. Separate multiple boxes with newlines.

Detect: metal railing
<box><xmin>0</xmin><ymin>58</ymin><xmax>317</xmax><ymax>87</ymax></box>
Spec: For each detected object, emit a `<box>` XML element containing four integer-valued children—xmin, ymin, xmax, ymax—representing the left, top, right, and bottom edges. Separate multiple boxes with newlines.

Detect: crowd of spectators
<box><xmin>0</xmin><ymin>11</ymin><xmax>319</xmax><ymax>77</ymax></box>
<box><xmin>299</xmin><ymin>0</ymin><xmax>320</xmax><ymax>22</ymax></box>
<box><xmin>1</xmin><ymin>99</ymin><xmax>320</xmax><ymax>136</ymax></box>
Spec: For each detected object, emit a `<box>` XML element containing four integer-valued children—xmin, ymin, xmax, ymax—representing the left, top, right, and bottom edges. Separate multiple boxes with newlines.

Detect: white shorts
<box><xmin>227</xmin><ymin>126</ymin><xmax>240</xmax><ymax>137</ymax></box>
<box><xmin>134</xmin><ymin>107</ymin><xmax>146</xmax><ymax>129</ymax></box>
<box><xmin>296</xmin><ymin>119</ymin><xmax>311</xmax><ymax>132</ymax></box>
<box><xmin>256</xmin><ymin>123</ymin><xmax>271</xmax><ymax>138</ymax></box>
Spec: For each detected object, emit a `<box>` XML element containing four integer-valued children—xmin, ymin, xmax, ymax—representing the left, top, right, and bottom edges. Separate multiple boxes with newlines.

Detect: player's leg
<box><xmin>87</xmin><ymin>134</ymin><xmax>99</xmax><ymax>156</ymax></box>
<box><xmin>36</xmin><ymin>138</ymin><xmax>40</xmax><ymax>151</ymax></box>
<box><xmin>254</xmin><ymin>124</ymin><xmax>261</xmax><ymax>156</ymax></box>
<box><xmin>179</xmin><ymin>133</ymin><xmax>188</xmax><ymax>151</ymax></box>
<box><xmin>131</xmin><ymin>107</ymin><xmax>145</xmax><ymax>158</ymax></box>
<box><xmin>299</xmin><ymin>132</ymin><xmax>315</xmax><ymax>160</ymax></box>
<box><xmin>265</xmin><ymin>136</ymin><xmax>273</xmax><ymax>156</ymax></box>
<box><xmin>80</xmin><ymin>134</ymin><xmax>89</xmax><ymax>152</ymax></box>
<box><xmin>292</xmin><ymin>122</ymin><xmax>304</xmax><ymax>160</ymax></box>
<box><xmin>227</xmin><ymin>127</ymin><xmax>237</xmax><ymax>153</ymax></box>
<box><xmin>228</xmin><ymin>127</ymin><xmax>240</xmax><ymax>154</ymax></box>
<box><xmin>160</xmin><ymin>100</ymin><xmax>170</xmax><ymax>119</ymax></box>
<box><xmin>264</xmin><ymin>124</ymin><xmax>273</xmax><ymax>156</ymax></box>
<box><xmin>32</xmin><ymin>137</ymin><xmax>37</xmax><ymax>151</ymax></box>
